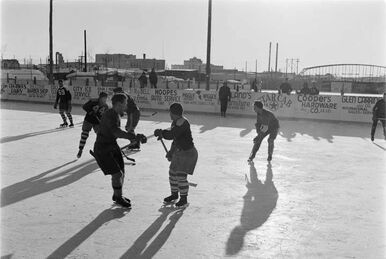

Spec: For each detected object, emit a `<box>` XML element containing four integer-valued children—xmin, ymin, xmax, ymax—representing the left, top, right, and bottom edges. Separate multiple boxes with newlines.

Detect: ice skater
<box><xmin>371</xmin><ymin>93</ymin><xmax>386</xmax><ymax>141</ymax></box>
<box><xmin>76</xmin><ymin>92</ymin><xmax>108</xmax><ymax>158</ymax></box>
<box><xmin>54</xmin><ymin>79</ymin><xmax>74</xmax><ymax>127</ymax></box>
<box><xmin>248</xmin><ymin>101</ymin><xmax>279</xmax><ymax>163</ymax></box>
<box><xmin>92</xmin><ymin>93</ymin><xmax>147</xmax><ymax>208</ymax></box>
<box><xmin>154</xmin><ymin>103</ymin><xmax>198</xmax><ymax>208</ymax></box>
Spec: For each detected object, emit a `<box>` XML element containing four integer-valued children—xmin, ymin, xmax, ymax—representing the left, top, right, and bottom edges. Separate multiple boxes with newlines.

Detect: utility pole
<box><xmin>255</xmin><ymin>59</ymin><xmax>257</xmax><ymax>80</ymax></box>
<box><xmin>296</xmin><ymin>58</ymin><xmax>299</xmax><ymax>74</ymax></box>
<box><xmin>49</xmin><ymin>0</ymin><xmax>54</xmax><ymax>84</ymax></box>
<box><xmin>268</xmin><ymin>42</ymin><xmax>272</xmax><ymax>72</ymax></box>
<box><xmin>84</xmin><ymin>30</ymin><xmax>87</xmax><ymax>72</ymax></box>
<box><xmin>205</xmin><ymin>0</ymin><xmax>212</xmax><ymax>91</ymax></box>
<box><xmin>285</xmin><ymin>58</ymin><xmax>288</xmax><ymax>77</ymax></box>
<box><xmin>275</xmin><ymin>43</ymin><xmax>278</xmax><ymax>73</ymax></box>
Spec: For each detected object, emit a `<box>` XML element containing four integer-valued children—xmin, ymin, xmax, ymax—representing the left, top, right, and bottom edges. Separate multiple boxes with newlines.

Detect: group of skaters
<box><xmin>53</xmin><ymin>79</ymin><xmax>386</xmax><ymax>208</ymax></box>
<box><xmin>54</xmin><ymin>81</ymin><xmax>199</xmax><ymax>209</ymax></box>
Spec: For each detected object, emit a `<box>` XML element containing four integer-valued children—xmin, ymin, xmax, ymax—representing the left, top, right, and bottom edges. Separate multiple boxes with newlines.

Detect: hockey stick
<box><xmin>141</xmin><ymin>111</ymin><xmax>158</xmax><ymax>117</ymax></box>
<box><xmin>159</xmin><ymin>137</ymin><xmax>168</xmax><ymax>153</ymax></box>
<box><xmin>120</xmin><ymin>133</ymin><xmax>156</xmax><ymax>151</ymax></box>
<box><xmin>121</xmin><ymin>151</ymin><xmax>136</xmax><ymax>162</ymax></box>
<box><xmin>89</xmin><ymin>149</ymin><xmax>135</xmax><ymax>166</ymax></box>
<box><xmin>158</xmin><ymin>137</ymin><xmax>198</xmax><ymax>188</ymax></box>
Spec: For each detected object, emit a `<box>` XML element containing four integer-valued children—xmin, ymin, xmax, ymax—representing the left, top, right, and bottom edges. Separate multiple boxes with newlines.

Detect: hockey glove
<box><xmin>154</xmin><ymin>129</ymin><xmax>163</xmax><ymax>138</ymax></box>
<box><xmin>136</xmin><ymin>133</ymin><xmax>147</xmax><ymax>144</ymax></box>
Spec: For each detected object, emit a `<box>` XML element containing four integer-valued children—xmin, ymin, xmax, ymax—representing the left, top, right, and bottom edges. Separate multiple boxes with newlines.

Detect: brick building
<box><xmin>95</xmin><ymin>53</ymin><xmax>165</xmax><ymax>70</ymax></box>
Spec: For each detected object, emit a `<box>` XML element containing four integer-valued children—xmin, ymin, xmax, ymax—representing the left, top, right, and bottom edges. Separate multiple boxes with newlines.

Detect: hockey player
<box><xmin>248</xmin><ymin>101</ymin><xmax>280</xmax><ymax>163</ymax></box>
<box><xmin>76</xmin><ymin>92</ymin><xmax>109</xmax><ymax>158</ymax></box>
<box><xmin>154</xmin><ymin>103</ymin><xmax>198</xmax><ymax>208</ymax></box>
<box><xmin>92</xmin><ymin>93</ymin><xmax>147</xmax><ymax>208</ymax></box>
<box><xmin>54</xmin><ymin>79</ymin><xmax>74</xmax><ymax>127</ymax></box>
<box><xmin>371</xmin><ymin>93</ymin><xmax>386</xmax><ymax>141</ymax></box>
<box><xmin>113</xmin><ymin>87</ymin><xmax>141</xmax><ymax>149</ymax></box>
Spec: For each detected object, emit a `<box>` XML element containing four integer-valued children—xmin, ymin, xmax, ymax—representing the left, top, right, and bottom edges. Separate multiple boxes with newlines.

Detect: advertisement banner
<box><xmin>340</xmin><ymin>95</ymin><xmax>380</xmax><ymax>122</ymax></box>
<box><xmin>293</xmin><ymin>94</ymin><xmax>340</xmax><ymax>120</ymax></box>
<box><xmin>0</xmin><ymin>83</ymin><xmax>379</xmax><ymax>123</ymax></box>
<box><xmin>254</xmin><ymin>92</ymin><xmax>294</xmax><ymax>117</ymax></box>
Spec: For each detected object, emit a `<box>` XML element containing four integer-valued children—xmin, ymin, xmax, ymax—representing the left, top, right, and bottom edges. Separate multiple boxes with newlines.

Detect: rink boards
<box><xmin>0</xmin><ymin>82</ymin><xmax>381</xmax><ymax>123</ymax></box>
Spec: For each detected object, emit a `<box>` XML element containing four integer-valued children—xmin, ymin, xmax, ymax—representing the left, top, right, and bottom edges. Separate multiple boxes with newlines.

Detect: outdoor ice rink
<box><xmin>1</xmin><ymin>101</ymin><xmax>385</xmax><ymax>259</ymax></box>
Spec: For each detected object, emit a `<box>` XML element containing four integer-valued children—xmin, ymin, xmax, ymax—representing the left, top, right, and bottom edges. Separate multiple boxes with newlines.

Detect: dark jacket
<box><xmin>83</xmin><ymin>98</ymin><xmax>108</xmax><ymax>124</ymax></box>
<box><xmin>149</xmin><ymin>71</ymin><xmax>158</xmax><ymax>84</ymax></box>
<box><xmin>255</xmin><ymin>109</ymin><xmax>280</xmax><ymax>132</ymax></box>
<box><xmin>279</xmin><ymin>82</ymin><xmax>292</xmax><ymax>95</ymax></box>
<box><xmin>162</xmin><ymin>118</ymin><xmax>194</xmax><ymax>151</ymax></box>
<box><xmin>219</xmin><ymin>85</ymin><xmax>232</xmax><ymax>101</ymax></box>
<box><xmin>138</xmin><ymin>73</ymin><xmax>148</xmax><ymax>85</ymax></box>
<box><xmin>373</xmin><ymin>99</ymin><xmax>385</xmax><ymax>119</ymax></box>
<box><xmin>95</xmin><ymin>108</ymin><xmax>135</xmax><ymax>146</ymax></box>
<box><xmin>55</xmin><ymin>86</ymin><xmax>72</xmax><ymax>105</ymax></box>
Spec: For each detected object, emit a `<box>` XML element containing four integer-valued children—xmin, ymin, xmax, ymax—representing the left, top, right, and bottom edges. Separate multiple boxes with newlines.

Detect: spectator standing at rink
<box><xmin>251</xmin><ymin>79</ymin><xmax>257</xmax><ymax>92</ymax></box>
<box><xmin>371</xmin><ymin>93</ymin><xmax>386</xmax><ymax>141</ymax></box>
<box><xmin>257</xmin><ymin>80</ymin><xmax>263</xmax><ymax>92</ymax></box>
<box><xmin>149</xmin><ymin>68</ymin><xmax>158</xmax><ymax>88</ymax></box>
<box><xmin>138</xmin><ymin>71</ymin><xmax>148</xmax><ymax>88</ymax></box>
<box><xmin>54</xmin><ymin>79</ymin><xmax>74</xmax><ymax>127</ymax></box>
<box><xmin>309</xmin><ymin>81</ymin><xmax>320</xmax><ymax>95</ymax></box>
<box><xmin>279</xmin><ymin>78</ymin><xmax>292</xmax><ymax>95</ymax></box>
<box><xmin>219</xmin><ymin>82</ymin><xmax>232</xmax><ymax>117</ymax></box>
<box><xmin>298</xmin><ymin>82</ymin><xmax>310</xmax><ymax>95</ymax></box>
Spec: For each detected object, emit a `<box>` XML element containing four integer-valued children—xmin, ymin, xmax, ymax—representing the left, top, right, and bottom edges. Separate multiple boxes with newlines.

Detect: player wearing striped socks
<box><xmin>54</xmin><ymin>80</ymin><xmax>73</xmax><ymax>127</ymax></box>
<box><xmin>77</xmin><ymin>92</ymin><xmax>108</xmax><ymax>158</ymax></box>
<box><xmin>154</xmin><ymin>103</ymin><xmax>198</xmax><ymax>208</ymax></box>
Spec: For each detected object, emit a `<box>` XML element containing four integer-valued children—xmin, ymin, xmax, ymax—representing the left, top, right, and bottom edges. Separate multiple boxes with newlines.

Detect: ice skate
<box><xmin>164</xmin><ymin>193</ymin><xmax>178</xmax><ymax>204</ymax></box>
<box><xmin>59</xmin><ymin>122</ymin><xmax>68</xmax><ymax>128</ymax></box>
<box><xmin>76</xmin><ymin>149</ymin><xmax>82</xmax><ymax>159</ymax></box>
<box><xmin>113</xmin><ymin>196</ymin><xmax>131</xmax><ymax>208</ymax></box>
<box><xmin>175</xmin><ymin>196</ymin><xmax>188</xmax><ymax>209</ymax></box>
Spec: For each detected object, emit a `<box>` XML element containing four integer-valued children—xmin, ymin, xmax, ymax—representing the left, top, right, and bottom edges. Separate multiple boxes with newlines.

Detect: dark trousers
<box><xmin>249</xmin><ymin>128</ymin><xmax>278</xmax><ymax>159</ymax></box>
<box><xmin>220</xmin><ymin>99</ymin><xmax>229</xmax><ymax>116</ymax></box>
<box><xmin>371</xmin><ymin>118</ymin><xmax>386</xmax><ymax>138</ymax></box>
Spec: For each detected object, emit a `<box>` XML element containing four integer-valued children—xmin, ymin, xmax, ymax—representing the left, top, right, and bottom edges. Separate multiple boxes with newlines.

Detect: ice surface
<box><xmin>1</xmin><ymin>101</ymin><xmax>385</xmax><ymax>258</ymax></box>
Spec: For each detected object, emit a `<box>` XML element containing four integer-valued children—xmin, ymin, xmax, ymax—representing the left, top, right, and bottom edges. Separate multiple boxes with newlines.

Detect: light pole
<box><xmin>205</xmin><ymin>0</ymin><xmax>212</xmax><ymax>91</ymax></box>
<box><xmin>49</xmin><ymin>0</ymin><xmax>53</xmax><ymax>84</ymax></box>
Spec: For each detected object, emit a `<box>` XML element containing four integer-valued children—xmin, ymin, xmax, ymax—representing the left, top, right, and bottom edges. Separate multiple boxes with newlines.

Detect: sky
<box><xmin>1</xmin><ymin>0</ymin><xmax>385</xmax><ymax>72</ymax></box>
